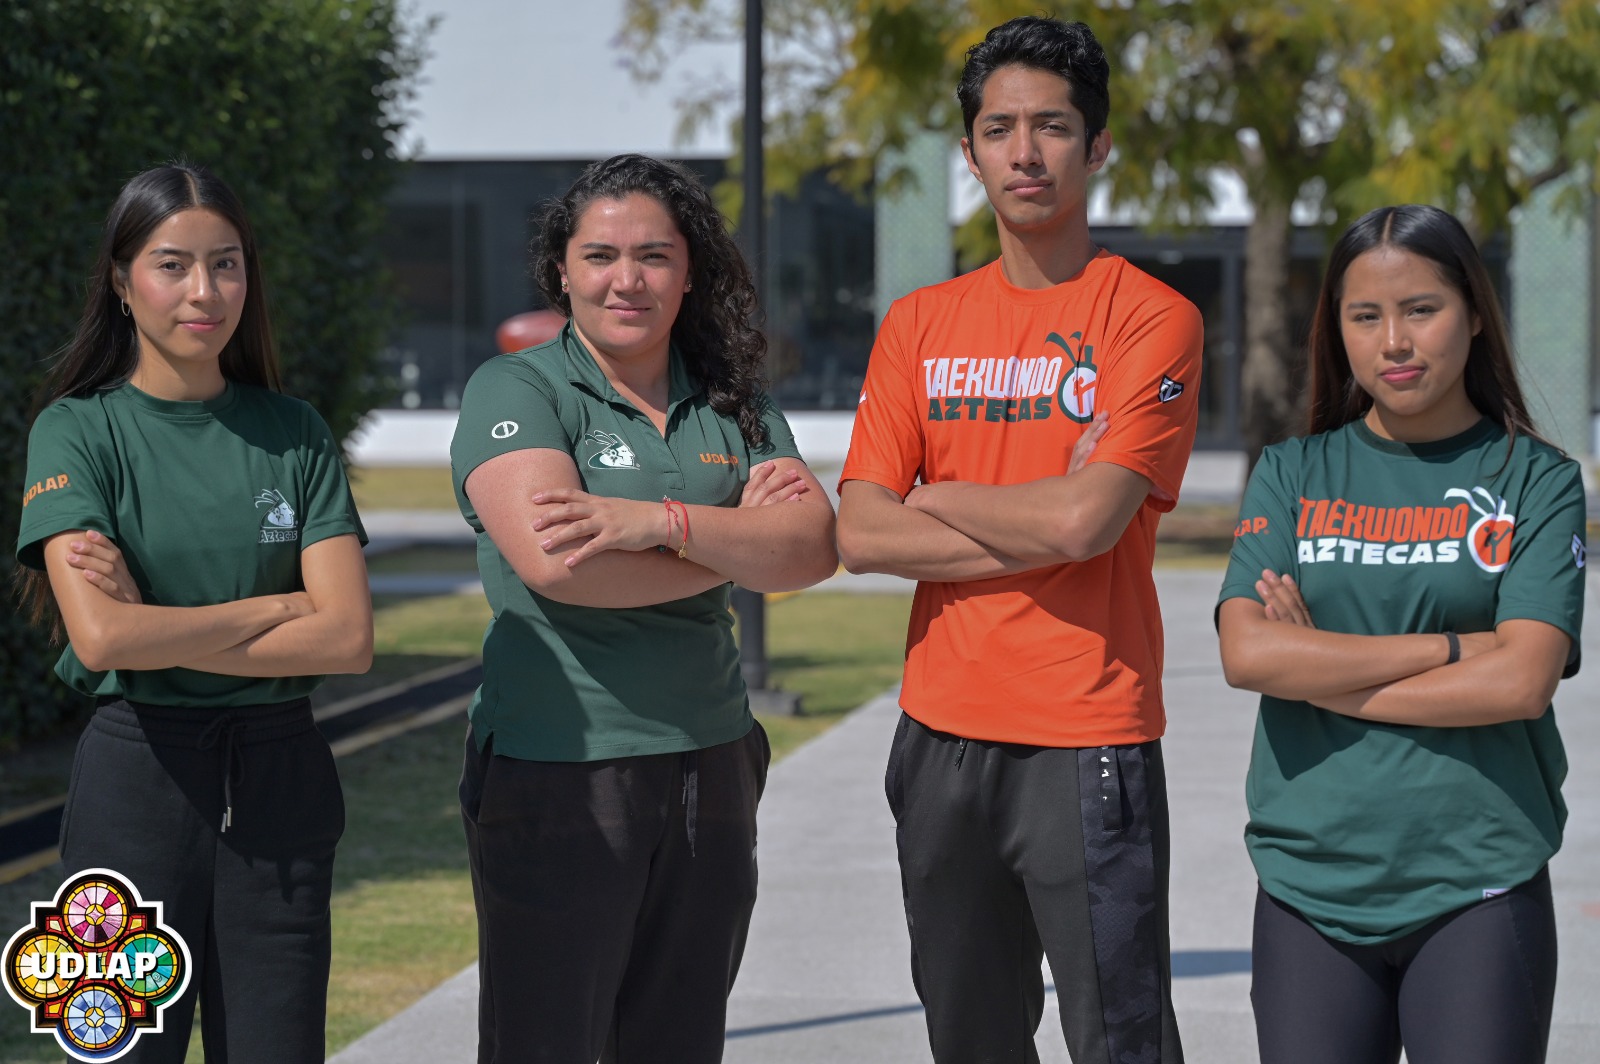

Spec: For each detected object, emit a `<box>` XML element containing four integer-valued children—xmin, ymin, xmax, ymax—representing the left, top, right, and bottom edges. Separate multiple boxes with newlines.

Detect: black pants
<box><xmin>1251</xmin><ymin>870</ymin><xmax>1558</xmax><ymax>1064</ymax></box>
<box><xmin>459</xmin><ymin>722</ymin><xmax>770</xmax><ymax>1064</ymax></box>
<box><xmin>58</xmin><ymin>698</ymin><xmax>345</xmax><ymax>1064</ymax></box>
<box><xmin>886</xmin><ymin>713</ymin><xmax>1184</xmax><ymax>1064</ymax></box>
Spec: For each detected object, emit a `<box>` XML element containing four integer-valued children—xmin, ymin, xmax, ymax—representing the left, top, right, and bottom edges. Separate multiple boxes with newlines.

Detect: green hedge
<box><xmin>0</xmin><ymin>1</ymin><xmax>426</xmax><ymax>741</ymax></box>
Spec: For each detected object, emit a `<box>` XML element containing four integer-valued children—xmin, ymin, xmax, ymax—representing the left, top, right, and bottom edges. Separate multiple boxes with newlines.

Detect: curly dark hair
<box><xmin>957</xmin><ymin>16</ymin><xmax>1110</xmax><ymax>156</ymax></box>
<box><xmin>533</xmin><ymin>154</ymin><xmax>770</xmax><ymax>447</ymax></box>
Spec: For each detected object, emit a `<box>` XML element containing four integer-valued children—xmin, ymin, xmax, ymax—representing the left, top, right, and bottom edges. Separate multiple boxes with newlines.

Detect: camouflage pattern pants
<box><xmin>885</xmin><ymin>713</ymin><xmax>1183</xmax><ymax>1064</ymax></box>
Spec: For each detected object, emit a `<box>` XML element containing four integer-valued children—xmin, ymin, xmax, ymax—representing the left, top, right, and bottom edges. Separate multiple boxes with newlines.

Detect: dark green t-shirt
<box><xmin>16</xmin><ymin>382</ymin><xmax>367</xmax><ymax>707</ymax></box>
<box><xmin>1219</xmin><ymin>418</ymin><xmax>1585</xmax><ymax>944</ymax></box>
<box><xmin>450</xmin><ymin>326</ymin><xmax>803</xmax><ymax>762</ymax></box>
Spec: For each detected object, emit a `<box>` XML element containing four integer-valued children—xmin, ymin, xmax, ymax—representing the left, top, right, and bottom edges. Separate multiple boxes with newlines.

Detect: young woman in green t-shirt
<box><xmin>16</xmin><ymin>163</ymin><xmax>371</xmax><ymax>1062</ymax></box>
<box><xmin>1218</xmin><ymin>205</ymin><xmax>1583</xmax><ymax>1064</ymax></box>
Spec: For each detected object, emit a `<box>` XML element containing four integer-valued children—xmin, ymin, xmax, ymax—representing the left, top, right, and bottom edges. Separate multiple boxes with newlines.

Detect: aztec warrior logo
<box><xmin>1235</xmin><ymin>485</ymin><xmax>1519</xmax><ymax>573</ymax></box>
<box><xmin>255</xmin><ymin>488</ymin><xmax>299</xmax><ymax>544</ymax></box>
<box><xmin>923</xmin><ymin>331</ymin><xmax>1116</xmax><ymax>426</ymax></box>
<box><xmin>3</xmin><ymin>869</ymin><xmax>191</xmax><ymax>1061</ymax></box>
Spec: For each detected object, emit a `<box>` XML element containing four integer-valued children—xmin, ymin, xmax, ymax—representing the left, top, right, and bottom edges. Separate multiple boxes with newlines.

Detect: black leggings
<box><xmin>1251</xmin><ymin>869</ymin><xmax>1557</xmax><ymax>1064</ymax></box>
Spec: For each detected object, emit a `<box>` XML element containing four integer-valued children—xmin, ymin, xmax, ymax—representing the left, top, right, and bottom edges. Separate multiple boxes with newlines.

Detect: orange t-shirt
<box><xmin>841</xmin><ymin>252</ymin><xmax>1203</xmax><ymax>746</ymax></box>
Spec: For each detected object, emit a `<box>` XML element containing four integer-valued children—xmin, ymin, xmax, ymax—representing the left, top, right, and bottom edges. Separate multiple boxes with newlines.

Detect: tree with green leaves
<box><xmin>623</xmin><ymin>0</ymin><xmax>1600</xmax><ymax>461</ymax></box>
<box><xmin>0</xmin><ymin>0</ymin><xmax>427</xmax><ymax>741</ymax></box>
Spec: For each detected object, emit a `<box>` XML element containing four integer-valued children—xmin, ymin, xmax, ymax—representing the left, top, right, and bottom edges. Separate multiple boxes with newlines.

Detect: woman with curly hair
<box><xmin>449</xmin><ymin>153</ymin><xmax>837</xmax><ymax>1062</ymax></box>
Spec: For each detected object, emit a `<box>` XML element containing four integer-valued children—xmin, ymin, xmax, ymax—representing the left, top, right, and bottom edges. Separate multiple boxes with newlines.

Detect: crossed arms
<box><xmin>835</xmin><ymin>416</ymin><xmax>1156</xmax><ymax>582</ymax></box>
<box><xmin>42</xmin><ymin>529</ymin><xmax>372</xmax><ymax>676</ymax></box>
<box><xmin>465</xmin><ymin>447</ymin><xmax>838</xmax><ymax>609</ymax></box>
<box><xmin>1217</xmin><ymin>572</ymin><xmax>1570</xmax><ymax>727</ymax></box>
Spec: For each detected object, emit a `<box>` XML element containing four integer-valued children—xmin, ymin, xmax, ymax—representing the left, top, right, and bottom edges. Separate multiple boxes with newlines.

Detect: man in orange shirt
<box><xmin>838</xmin><ymin>16</ymin><xmax>1201</xmax><ymax>1063</ymax></box>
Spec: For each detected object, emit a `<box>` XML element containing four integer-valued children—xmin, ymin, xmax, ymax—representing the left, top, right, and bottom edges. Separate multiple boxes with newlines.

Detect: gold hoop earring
<box><xmin>120</xmin><ymin>300</ymin><xmax>130</xmax><ymax>317</ymax></box>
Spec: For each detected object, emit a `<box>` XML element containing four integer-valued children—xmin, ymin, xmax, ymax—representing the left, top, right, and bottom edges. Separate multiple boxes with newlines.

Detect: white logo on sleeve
<box><xmin>1158</xmin><ymin>375</ymin><xmax>1184</xmax><ymax>403</ymax></box>
<box><xmin>1573</xmin><ymin>534</ymin><xmax>1586</xmax><ymax>569</ymax></box>
<box><xmin>255</xmin><ymin>489</ymin><xmax>300</xmax><ymax>544</ymax></box>
<box><xmin>491</xmin><ymin>421</ymin><xmax>519</xmax><ymax>439</ymax></box>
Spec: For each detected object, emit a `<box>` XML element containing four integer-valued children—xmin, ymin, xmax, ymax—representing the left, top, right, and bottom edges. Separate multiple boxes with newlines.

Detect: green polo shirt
<box><xmin>16</xmin><ymin>381</ymin><xmax>367</xmax><ymax>707</ymax></box>
<box><xmin>450</xmin><ymin>326</ymin><xmax>803</xmax><ymax>762</ymax></box>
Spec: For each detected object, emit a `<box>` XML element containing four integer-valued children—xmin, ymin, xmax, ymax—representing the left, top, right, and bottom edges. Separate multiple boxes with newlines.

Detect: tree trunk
<box><xmin>1239</xmin><ymin>198</ymin><xmax>1299</xmax><ymax>471</ymax></box>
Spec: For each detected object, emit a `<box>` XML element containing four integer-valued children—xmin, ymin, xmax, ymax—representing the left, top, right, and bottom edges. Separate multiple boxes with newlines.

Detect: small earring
<box><xmin>684</xmin><ymin>281</ymin><xmax>692</xmax><ymax>293</ymax></box>
<box><xmin>120</xmin><ymin>300</ymin><xmax>130</xmax><ymax>316</ymax></box>
<box><xmin>560</xmin><ymin>279</ymin><xmax>568</xmax><ymax>293</ymax></box>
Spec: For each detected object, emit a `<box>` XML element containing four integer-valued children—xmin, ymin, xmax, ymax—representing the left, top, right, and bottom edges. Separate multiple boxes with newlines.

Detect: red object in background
<box><xmin>496</xmin><ymin>310</ymin><xmax>566</xmax><ymax>354</ymax></box>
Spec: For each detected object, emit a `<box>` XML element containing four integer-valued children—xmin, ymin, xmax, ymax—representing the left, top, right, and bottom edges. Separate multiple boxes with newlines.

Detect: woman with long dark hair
<box><xmin>1217</xmin><ymin>204</ymin><xmax>1583</xmax><ymax>1064</ymax></box>
<box><xmin>450</xmin><ymin>153</ymin><xmax>837</xmax><ymax>1062</ymax></box>
<box><xmin>15</xmin><ymin>162</ymin><xmax>371</xmax><ymax>1062</ymax></box>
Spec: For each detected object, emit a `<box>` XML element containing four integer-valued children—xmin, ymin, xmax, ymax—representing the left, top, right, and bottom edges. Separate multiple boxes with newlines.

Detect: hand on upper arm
<box><xmin>466</xmin><ymin>448</ymin><xmax>589</xmax><ymax>583</ymax></box>
<box><xmin>60</xmin><ymin>529</ymin><xmax>141</xmax><ymax>604</ymax></box>
<box><xmin>42</xmin><ymin>530</ymin><xmax>122</xmax><ymax>649</ymax></box>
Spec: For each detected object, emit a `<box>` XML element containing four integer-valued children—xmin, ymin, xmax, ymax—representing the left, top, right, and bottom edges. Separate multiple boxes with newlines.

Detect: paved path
<box><xmin>332</xmin><ymin>568</ymin><xmax>1600</xmax><ymax>1062</ymax></box>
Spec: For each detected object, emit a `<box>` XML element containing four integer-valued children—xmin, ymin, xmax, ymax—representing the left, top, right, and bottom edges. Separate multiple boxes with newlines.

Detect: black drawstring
<box><xmin>198</xmin><ymin>713</ymin><xmax>246</xmax><ymax>833</ymax></box>
<box><xmin>681</xmin><ymin>750</ymin><xmax>699</xmax><ymax>857</ymax></box>
<box><xmin>954</xmin><ymin>737</ymin><xmax>968</xmax><ymax>769</ymax></box>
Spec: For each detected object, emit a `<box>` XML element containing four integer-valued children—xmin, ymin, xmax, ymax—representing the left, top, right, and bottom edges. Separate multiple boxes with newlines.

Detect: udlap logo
<box><xmin>254</xmin><ymin>489</ymin><xmax>299</xmax><ymax>545</ymax></box>
<box><xmin>4</xmin><ymin>869</ymin><xmax>192</xmax><ymax>1061</ymax></box>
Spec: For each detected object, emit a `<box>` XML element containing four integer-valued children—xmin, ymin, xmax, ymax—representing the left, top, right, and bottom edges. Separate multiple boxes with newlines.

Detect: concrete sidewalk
<box><xmin>331</xmin><ymin>569</ymin><xmax>1600</xmax><ymax>1063</ymax></box>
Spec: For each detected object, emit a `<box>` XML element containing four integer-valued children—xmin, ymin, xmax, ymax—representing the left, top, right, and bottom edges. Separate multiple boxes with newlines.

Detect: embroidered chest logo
<box><xmin>255</xmin><ymin>489</ymin><xmax>300</xmax><ymax>544</ymax></box>
<box><xmin>1051</xmin><ymin>331</ymin><xmax>1098</xmax><ymax>425</ymax></box>
<box><xmin>584</xmin><ymin>430</ymin><xmax>639</xmax><ymax>471</ymax></box>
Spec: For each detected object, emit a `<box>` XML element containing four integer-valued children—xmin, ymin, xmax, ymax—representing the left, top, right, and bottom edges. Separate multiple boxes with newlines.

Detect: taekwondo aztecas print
<box><xmin>4</xmin><ymin>869</ymin><xmax>192</xmax><ymax>1062</ymax></box>
<box><xmin>1238</xmin><ymin>483</ymin><xmax>1518</xmax><ymax>571</ymax></box>
<box><xmin>922</xmin><ymin>329</ymin><xmax>1106</xmax><ymax>424</ymax></box>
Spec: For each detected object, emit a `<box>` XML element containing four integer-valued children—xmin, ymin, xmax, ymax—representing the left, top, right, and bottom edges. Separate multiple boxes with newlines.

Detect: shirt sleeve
<box><xmin>1217</xmin><ymin>442</ymin><xmax>1303</xmax><ymax>613</ymax></box>
<box><xmin>16</xmin><ymin>404</ymin><xmax>116</xmax><ymax>570</ymax></box>
<box><xmin>450</xmin><ymin>357</ymin><xmax>572</xmax><ymax>529</ymax></box>
<box><xmin>1085</xmin><ymin>293</ymin><xmax>1204</xmax><ymax>512</ymax></box>
<box><xmin>296</xmin><ymin>402</ymin><xmax>368</xmax><ymax>549</ymax></box>
<box><xmin>1494</xmin><ymin>457</ymin><xmax>1586</xmax><ymax>671</ymax></box>
<box><xmin>839</xmin><ymin>297</ymin><xmax>924</xmax><ymax>496</ymax></box>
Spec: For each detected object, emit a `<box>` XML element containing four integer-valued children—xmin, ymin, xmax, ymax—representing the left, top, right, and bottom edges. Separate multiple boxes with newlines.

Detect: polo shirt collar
<box><xmin>559</xmin><ymin>322</ymin><xmax>701</xmax><ymax>414</ymax></box>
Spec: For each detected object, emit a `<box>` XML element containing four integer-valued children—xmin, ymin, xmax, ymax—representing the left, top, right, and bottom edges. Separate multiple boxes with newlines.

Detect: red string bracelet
<box><xmin>662</xmin><ymin>497</ymin><xmax>690</xmax><ymax>558</ymax></box>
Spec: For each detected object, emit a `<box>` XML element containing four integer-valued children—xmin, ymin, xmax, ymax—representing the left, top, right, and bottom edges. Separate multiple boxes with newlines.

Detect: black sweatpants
<box><xmin>1251</xmin><ymin>869</ymin><xmax>1558</xmax><ymax>1064</ymax></box>
<box><xmin>886</xmin><ymin>712</ymin><xmax>1184</xmax><ymax>1064</ymax></box>
<box><xmin>58</xmin><ymin>698</ymin><xmax>345</xmax><ymax>1064</ymax></box>
<box><xmin>459</xmin><ymin>722</ymin><xmax>770</xmax><ymax>1064</ymax></box>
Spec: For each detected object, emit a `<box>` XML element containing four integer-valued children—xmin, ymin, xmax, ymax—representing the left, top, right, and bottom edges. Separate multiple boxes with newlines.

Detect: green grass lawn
<box><xmin>0</xmin><ymin>589</ymin><xmax>911</xmax><ymax>1060</ymax></box>
<box><xmin>349</xmin><ymin>466</ymin><xmax>457</xmax><ymax>512</ymax></box>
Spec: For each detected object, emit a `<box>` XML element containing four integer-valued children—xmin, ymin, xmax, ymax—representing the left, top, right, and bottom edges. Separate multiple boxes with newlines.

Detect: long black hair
<box><xmin>20</xmin><ymin>162</ymin><xmax>279</xmax><ymax>637</ymax></box>
<box><xmin>1305</xmin><ymin>204</ymin><xmax>1547</xmax><ymax>450</ymax></box>
<box><xmin>533</xmin><ymin>153</ymin><xmax>770</xmax><ymax>447</ymax></box>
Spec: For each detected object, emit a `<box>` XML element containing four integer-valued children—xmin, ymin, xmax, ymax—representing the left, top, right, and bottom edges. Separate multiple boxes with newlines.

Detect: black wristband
<box><xmin>1444</xmin><ymin>631</ymin><xmax>1460</xmax><ymax>665</ymax></box>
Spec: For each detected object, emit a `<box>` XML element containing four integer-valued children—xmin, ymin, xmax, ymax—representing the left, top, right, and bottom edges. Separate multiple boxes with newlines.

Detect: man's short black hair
<box><xmin>957</xmin><ymin>16</ymin><xmax>1110</xmax><ymax>154</ymax></box>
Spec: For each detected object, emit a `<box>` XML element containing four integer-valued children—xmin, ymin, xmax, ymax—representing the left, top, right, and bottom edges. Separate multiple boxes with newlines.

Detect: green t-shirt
<box><xmin>1219</xmin><ymin>418</ymin><xmax>1585</xmax><ymax>944</ymax></box>
<box><xmin>450</xmin><ymin>326</ymin><xmax>803</xmax><ymax>762</ymax></box>
<box><xmin>16</xmin><ymin>381</ymin><xmax>367</xmax><ymax>707</ymax></box>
